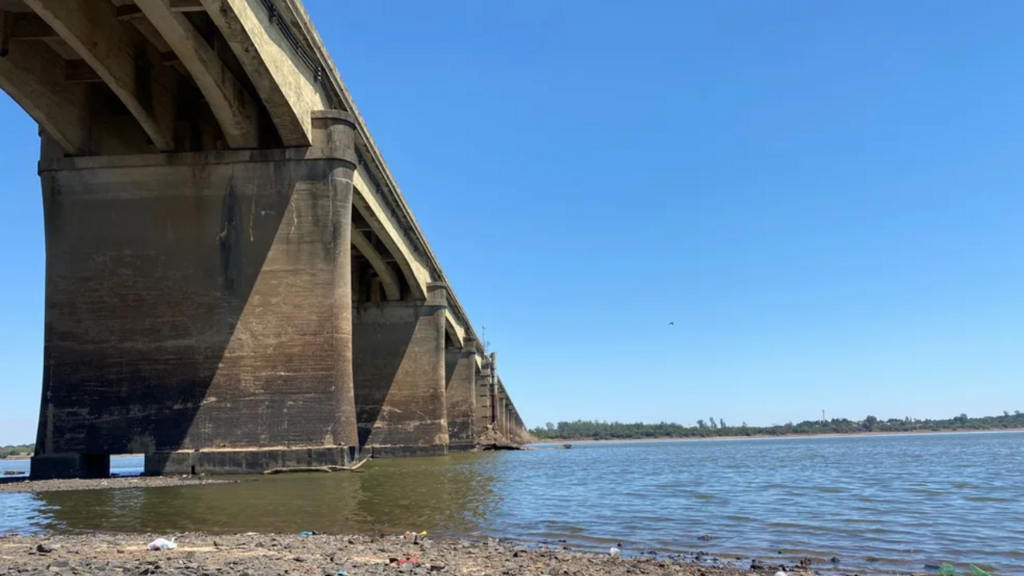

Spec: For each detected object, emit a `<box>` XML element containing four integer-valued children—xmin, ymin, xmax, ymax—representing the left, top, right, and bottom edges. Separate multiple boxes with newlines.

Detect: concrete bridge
<box><xmin>0</xmin><ymin>0</ymin><xmax>528</xmax><ymax>479</ymax></box>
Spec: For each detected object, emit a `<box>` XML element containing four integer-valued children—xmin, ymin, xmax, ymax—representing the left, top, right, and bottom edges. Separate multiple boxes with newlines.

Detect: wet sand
<box><xmin>0</xmin><ymin>476</ymin><xmax>230</xmax><ymax>494</ymax></box>
<box><xmin>0</xmin><ymin>533</ymin><xmax>908</xmax><ymax>576</ymax></box>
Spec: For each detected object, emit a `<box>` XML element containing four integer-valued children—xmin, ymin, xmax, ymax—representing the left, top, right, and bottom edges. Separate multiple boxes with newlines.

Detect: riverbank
<box><xmin>0</xmin><ymin>476</ymin><xmax>230</xmax><ymax>494</ymax></box>
<box><xmin>0</xmin><ymin>532</ymin><xmax>917</xmax><ymax>576</ymax></box>
<box><xmin>533</xmin><ymin>427</ymin><xmax>1024</xmax><ymax>444</ymax></box>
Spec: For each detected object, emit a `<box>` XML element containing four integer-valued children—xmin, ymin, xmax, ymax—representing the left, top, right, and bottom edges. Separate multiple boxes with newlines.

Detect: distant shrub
<box><xmin>0</xmin><ymin>444</ymin><xmax>34</xmax><ymax>458</ymax></box>
<box><xmin>529</xmin><ymin>412</ymin><xmax>1024</xmax><ymax>441</ymax></box>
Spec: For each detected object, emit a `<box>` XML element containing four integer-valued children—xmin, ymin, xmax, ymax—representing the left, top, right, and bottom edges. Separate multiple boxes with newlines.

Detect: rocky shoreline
<box><xmin>0</xmin><ymin>532</ymin><xmax>924</xmax><ymax>576</ymax></box>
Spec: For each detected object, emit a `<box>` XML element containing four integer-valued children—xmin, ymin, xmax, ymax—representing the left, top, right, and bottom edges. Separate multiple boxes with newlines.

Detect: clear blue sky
<box><xmin>2</xmin><ymin>1</ymin><xmax>1023</xmax><ymax>444</ymax></box>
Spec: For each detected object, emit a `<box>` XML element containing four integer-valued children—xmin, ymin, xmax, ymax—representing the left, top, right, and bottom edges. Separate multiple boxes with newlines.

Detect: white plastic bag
<box><xmin>148</xmin><ymin>538</ymin><xmax>177</xmax><ymax>551</ymax></box>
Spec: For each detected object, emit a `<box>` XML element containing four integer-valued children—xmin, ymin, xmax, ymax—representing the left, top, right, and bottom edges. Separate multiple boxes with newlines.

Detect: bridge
<box><xmin>0</xmin><ymin>0</ymin><xmax>528</xmax><ymax>479</ymax></box>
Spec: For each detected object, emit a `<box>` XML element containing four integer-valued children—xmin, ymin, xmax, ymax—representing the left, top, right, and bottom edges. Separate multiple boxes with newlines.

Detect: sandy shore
<box><xmin>0</xmin><ymin>476</ymin><xmax>230</xmax><ymax>494</ymax></box>
<box><xmin>0</xmin><ymin>532</ymin><xmax>911</xmax><ymax>576</ymax></box>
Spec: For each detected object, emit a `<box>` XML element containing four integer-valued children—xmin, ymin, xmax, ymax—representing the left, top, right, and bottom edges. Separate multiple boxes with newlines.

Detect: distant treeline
<box><xmin>0</xmin><ymin>444</ymin><xmax>34</xmax><ymax>458</ymax></box>
<box><xmin>530</xmin><ymin>411</ymin><xmax>1024</xmax><ymax>441</ymax></box>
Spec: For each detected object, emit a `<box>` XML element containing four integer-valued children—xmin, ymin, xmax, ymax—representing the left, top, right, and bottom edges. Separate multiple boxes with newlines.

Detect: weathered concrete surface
<box><xmin>445</xmin><ymin>339</ymin><xmax>478</xmax><ymax>448</ymax></box>
<box><xmin>352</xmin><ymin>283</ymin><xmax>449</xmax><ymax>456</ymax></box>
<box><xmin>31</xmin><ymin>113</ymin><xmax>361</xmax><ymax>479</ymax></box>
<box><xmin>475</xmin><ymin>362</ymin><xmax>495</xmax><ymax>440</ymax></box>
<box><xmin>146</xmin><ymin>446</ymin><xmax>354</xmax><ymax>476</ymax></box>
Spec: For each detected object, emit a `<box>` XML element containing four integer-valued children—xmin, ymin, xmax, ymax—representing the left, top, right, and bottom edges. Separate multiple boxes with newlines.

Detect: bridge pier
<box><xmin>445</xmin><ymin>339</ymin><xmax>479</xmax><ymax>451</ymax></box>
<box><xmin>352</xmin><ymin>283</ymin><xmax>450</xmax><ymax>457</ymax></box>
<box><xmin>31</xmin><ymin>112</ymin><xmax>361</xmax><ymax>479</ymax></box>
<box><xmin>0</xmin><ymin>1</ymin><xmax>528</xmax><ymax>479</ymax></box>
<box><xmin>476</xmin><ymin>362</ymin><xmax>495</xmax><ymax>437</ymax></box>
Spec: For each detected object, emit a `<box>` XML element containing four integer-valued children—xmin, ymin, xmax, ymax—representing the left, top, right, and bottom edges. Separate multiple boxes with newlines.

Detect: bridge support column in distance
<box><xmin>498</xmin><ymin>393</ymin><xmax>508</xmax><ymax>439</ymax></box>
<box><xmin>446</xmin><ymin>338</ymin><xmax>478</xmax><ymax>451</ymax></box>
<box><xmin>475</xmin><ymin>363</ymin><xmax>494</xmax><ymax>436</ymax></box>
<box><xmin>353</xmin><ymin>283</ymin><xmax>450</xmax><ymax>457</ymax></box>
<box><xmin>31</xmin><ymin>112</ymin><xmax>361</xmax><ymax>479</ymax></box>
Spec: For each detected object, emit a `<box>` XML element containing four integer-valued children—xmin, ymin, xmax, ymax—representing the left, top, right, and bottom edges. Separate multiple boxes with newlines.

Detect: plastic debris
<box><xmin>774</xmin><ymin>571</ymin><xmax>787</xmax><ymax>576</ymax></box>
<box><xmin>419</xmin><ymin>531</ymin><xmax>428</xmax><ymax>536</ymax></box>
<box><xmin>610</xmin><ymin>547</ymin><xmax>621</xmax><ymax>557</ymax></box>
<box><xmin>336</xmin><ymin>571</ymin><xmax>348</xmax><ymax>576</ymax></box>
<box><xmin>300</xmin><ymin>531</ymin><xmax>319</xmax><ymax>537</ymax></box>
<box><xmin>147</xmin><ymin>538</ymin><xmax>177</xmax><ymax>551</ymax></box>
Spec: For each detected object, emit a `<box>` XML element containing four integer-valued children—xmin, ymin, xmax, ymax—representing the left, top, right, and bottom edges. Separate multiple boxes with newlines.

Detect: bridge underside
<box><xmin>0</xmin><ymin>0</ymin><xmax>527</xmax><ymax>479</ymax></box>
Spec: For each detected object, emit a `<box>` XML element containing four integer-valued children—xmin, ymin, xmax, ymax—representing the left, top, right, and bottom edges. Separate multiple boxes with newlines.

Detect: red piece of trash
<box><xmin>398</xmin><ymin>558</ymin><xmax>419</xmax><ymax>566</ymax></box>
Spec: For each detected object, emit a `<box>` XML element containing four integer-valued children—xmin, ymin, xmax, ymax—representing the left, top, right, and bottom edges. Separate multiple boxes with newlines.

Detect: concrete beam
<box><xmin>118</xmin><ymin>1</ymin><xmax>205</xmax><ymax>22</ymax></box>
<box><xmin>24</xmin><ymin>0</ymin><xmax>177</xmax><ymax>151</ymax></box>
<box><xmin>169</xmin><ymin>0</ymin><xmax>206</xmax><ymax>11</ymax></box>
<box><xmin>135</xmin><ymin>0</ymin><xmax>260</xmax><ymax>149</ymax></box>
<box><xmin>6</xmin><ymin>13</ymin><xmax>57</xmax><ymax>40</ymax></box>
<box><xmin>64</xmin><ymin>59</ymin><xmax>101</xmax><ymax>83</ymax></box>
<box><xmin>445</xmin><ymin>311</ymin><xmax>466</xmax><ymax>348</ymax></box>
<box><xmin>200</xmin><ymin>0</ymin><xmax>328</xmax><ymax>147</ymax></box>
<box><xmin>0</xmin><ymin>14</ymin><xmax>89</xmax><ymax>154</ymax></box>
<box><xmin>350</xmin><ymin>228</ymin><xmax>400</xmax><ymax>301</ymax></box>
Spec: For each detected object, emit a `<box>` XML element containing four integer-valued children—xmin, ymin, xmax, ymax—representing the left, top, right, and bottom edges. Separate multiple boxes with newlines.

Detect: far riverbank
<box><xmin>534</xmin><ymin>427</ymin><xmax>1024</xmax><ymax>444</ymax></box>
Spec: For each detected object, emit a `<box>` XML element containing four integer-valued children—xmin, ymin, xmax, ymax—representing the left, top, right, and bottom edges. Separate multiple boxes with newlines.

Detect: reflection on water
<box><xmin>3</xmin><ymin>432</ymin><xmax>1023</xmax><ymax>574</ymax></box>
<box><xmin>35</xmin><ymin>453</ymin><xmax>498</xmax><ymax>537</ymax></box>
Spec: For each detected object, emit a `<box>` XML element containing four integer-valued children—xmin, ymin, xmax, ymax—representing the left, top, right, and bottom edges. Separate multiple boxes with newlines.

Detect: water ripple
<box><xmin>1</xmin><ymin>432</ymin><xmax>1022</xmax><ymax>574</ymax></box>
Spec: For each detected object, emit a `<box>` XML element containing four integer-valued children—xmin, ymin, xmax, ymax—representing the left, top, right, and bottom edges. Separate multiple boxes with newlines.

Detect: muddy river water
<box><xmin>2</xmin><ymin>431</ymin><xmax>1022</xmax><ymax>574</ymax></box>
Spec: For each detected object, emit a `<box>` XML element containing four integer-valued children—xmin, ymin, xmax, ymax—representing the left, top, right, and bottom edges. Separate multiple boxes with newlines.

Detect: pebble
<box><xmin>0</xmin><ymin>533</ymin><xmax>876</xmax><ymax>576</ymax></box>
<box><xmin>0</xmin><ymin>477</ymin><xmax>231</xmax><ymax>495</ymax></box>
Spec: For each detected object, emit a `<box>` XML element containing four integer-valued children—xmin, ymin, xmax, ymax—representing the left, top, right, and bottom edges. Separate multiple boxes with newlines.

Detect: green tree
<box><xmin>527</xmin><ymin>411</ymin><xmax>1023</xmax><ymax>442</ymax></box>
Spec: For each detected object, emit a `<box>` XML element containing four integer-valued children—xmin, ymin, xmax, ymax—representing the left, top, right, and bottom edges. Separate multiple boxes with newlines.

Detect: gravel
<box><xmin>0</xmin><ymin>476</ymin><xmax>230</xmax><ymax>494</ymax></box>
<box><xmin>0</xmin><ymin>532</ymin><xmax>872</xmax><ymax>576</ymax></box>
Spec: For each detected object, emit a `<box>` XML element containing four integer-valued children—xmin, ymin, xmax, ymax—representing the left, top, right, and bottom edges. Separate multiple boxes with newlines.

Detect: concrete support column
<box><xmin>445</xmin><ymin>338</ymin><xmax>478</xmax><ymax>450</ymax></box>
<box><xmin>31</xmin><ymin>111</ymin><xmax>361</xmax><ymax>478</ymax></box>
<box><xmin>30</xmin><ymin>453</ymin><xmax>110</xmax><ymax>480</ymax></box>
<box><xmin>498</xmin><ymin>394</ymin><xmax>508</xmax><ymax>438</ymax></box>
<box><xmin>353</xmin><ymin>283</ymin><xmax>450</xmax><ymax>457</ymax></box>
<box><xmin>475</xmin><ymin>366</ymin><xmax>494</xmax><ymax>436</ymax></box>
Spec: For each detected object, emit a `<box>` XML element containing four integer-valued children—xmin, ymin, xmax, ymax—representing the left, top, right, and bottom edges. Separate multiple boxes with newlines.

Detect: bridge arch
<box><xmin>350</xmin><ymin>176</ymin><xmax>427</xmax><ymax>302</ymax></box>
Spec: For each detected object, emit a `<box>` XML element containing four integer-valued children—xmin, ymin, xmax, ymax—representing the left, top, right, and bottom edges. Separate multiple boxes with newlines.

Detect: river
<box><xmin>2</xmin><ymin>431</ymin><xmax>1022</xmax><ymax>573</ymax></box>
